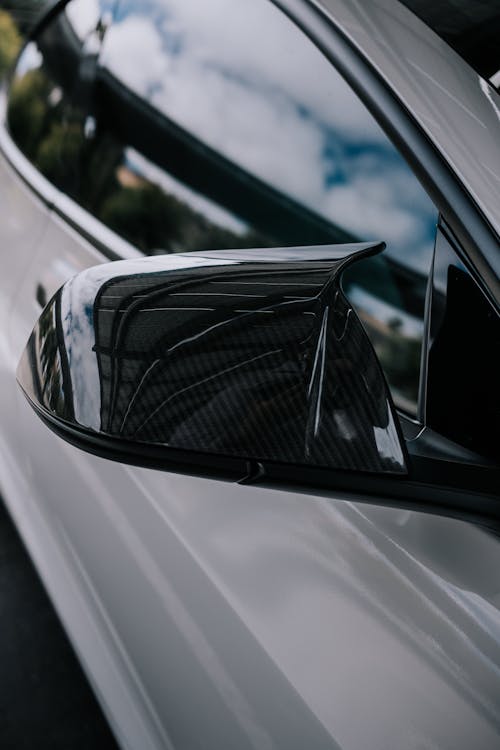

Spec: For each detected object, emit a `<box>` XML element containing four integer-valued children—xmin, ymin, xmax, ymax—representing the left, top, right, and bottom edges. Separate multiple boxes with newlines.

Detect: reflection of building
<box><xmin>28</xmin><ymin>292</ymin><xmax>75</xmax><ymax>422</ymax></box>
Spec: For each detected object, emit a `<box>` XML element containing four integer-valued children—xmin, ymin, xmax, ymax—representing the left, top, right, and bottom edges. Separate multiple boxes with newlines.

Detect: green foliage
<box><xmin>0</xmin><ymin>10</ymin><xmax>21</xmax><ymax>79</ymax></box>
<box><xmin>36</xmin><ymin>122</ymin><xmax>85</xmax><ymax>187</ymax></box>
<box><xmin>99</xmin><ymin>184</ymin><xmax>186</xmax><ymax>253</ymax></box>
<box><xmin>7</xmin><ymin>69</ymin><xmax>51</xmax><ymax>158</ymax></box>
<box><xmin>98</xmin><ymin>179</ymin><xmax>268</xmax><ymax>254</ymax></box>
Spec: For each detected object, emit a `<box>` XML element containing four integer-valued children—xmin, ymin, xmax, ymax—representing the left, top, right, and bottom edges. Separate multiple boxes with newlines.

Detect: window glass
<box><xmin>7</xmin><ymin>0</ymin><xmax>438</xmax><ymax>415</ymax></box>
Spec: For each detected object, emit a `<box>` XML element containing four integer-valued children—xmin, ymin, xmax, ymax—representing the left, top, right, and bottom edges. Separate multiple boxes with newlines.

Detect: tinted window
<box><xmin>7</xmin><ymin>0</ymin><xmax>438</xmax><ymax>415</ymax></box>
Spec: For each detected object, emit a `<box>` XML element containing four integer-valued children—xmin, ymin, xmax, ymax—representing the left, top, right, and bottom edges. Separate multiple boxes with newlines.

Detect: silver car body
<box><xmin>0</xmin><ymin>1</ymin><xmax>499</xmax><ymax>749</ymax></box>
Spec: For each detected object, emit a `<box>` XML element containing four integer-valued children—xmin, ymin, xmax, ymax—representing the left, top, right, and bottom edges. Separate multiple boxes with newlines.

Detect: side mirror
<box><xmin>17</xmin><ymin>242</ymin><xmax>407</xmax><ymax>481</ymax></box>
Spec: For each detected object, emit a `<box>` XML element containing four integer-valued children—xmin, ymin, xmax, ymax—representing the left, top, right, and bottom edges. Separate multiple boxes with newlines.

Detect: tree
<box><xmin>0</xmin><ymin>10</ymin><xmax>21</xmax><ymax>80</ymax></box>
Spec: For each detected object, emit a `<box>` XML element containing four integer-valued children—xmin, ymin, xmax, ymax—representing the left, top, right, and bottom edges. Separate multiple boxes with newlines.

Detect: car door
<box><xmin>3</xmin><ymin>1</ymin><xmax>500</xmax><ymax>749</ymax></box>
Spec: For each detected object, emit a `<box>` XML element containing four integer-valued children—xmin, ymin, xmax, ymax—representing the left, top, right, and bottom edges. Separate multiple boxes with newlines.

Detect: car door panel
<box><xmin>0</xmin><ymin>146</ymin><xmax>50</xmax><ymax>504</ymax></box>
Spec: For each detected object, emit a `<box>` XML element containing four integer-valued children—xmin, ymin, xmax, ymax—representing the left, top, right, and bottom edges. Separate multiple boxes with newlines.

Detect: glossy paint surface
<box><xmin>18</xmin><ymin>243</ymin><xmax>406</xmax><ymax>475</ymax></box>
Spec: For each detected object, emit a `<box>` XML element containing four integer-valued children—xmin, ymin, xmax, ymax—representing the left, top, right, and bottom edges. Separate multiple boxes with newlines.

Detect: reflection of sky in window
<box><xmin>92</xmin><ymin>0</ymin><xmax>438</xmax><ymax>273</ymax></box>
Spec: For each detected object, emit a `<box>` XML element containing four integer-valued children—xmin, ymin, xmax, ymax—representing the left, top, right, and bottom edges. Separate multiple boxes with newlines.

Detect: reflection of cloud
<box><xmin>66</xmin><ymin>0</ymin><xmax>101</xmax><ymax>40</ymax></box>
<box><xmin>61</xmin><ymin>273</ymin><xmax>102</xmax><ymax>431</ymax></box>
<box><xmin>323</xmin><ymin>176</ymin><xmax>419</xmax><ymax>247</ymax></box>
<box><xmin>16</xmin><ymin>43</ymin><xmax>42</xmax><ymax>76</ymax></box>
<box><xmin>154</xmin><ymin>0</ymin><xmax>384</xmax><ymax>142</ymax></box>
<box><xmin>99</xmin><ymin>0</ymin><xmax>437</xmax><ymax>272</ymax></box>
<box><xmin>100</xmin><ymin>14</ymin><xmax>168</xmax><ymax>95</ymax></box>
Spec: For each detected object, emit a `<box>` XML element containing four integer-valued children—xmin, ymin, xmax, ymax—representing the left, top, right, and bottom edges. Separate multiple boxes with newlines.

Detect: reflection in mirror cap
<box><xmin>17</xmin><ymin>242</ymin><xmax>407</xmax><ymax>477</ymax></box>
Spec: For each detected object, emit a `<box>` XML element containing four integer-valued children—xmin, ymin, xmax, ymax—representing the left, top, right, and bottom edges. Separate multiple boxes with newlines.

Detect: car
<box><xmin>0</xmin><ymin>0</ymin><xmax>499</xmax><ymax>748</ymax></box>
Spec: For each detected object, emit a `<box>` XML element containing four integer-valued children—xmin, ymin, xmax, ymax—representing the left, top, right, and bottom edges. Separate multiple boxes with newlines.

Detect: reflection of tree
<box><xmin>100</xmin><ymin>183</ymin><xmax>185</xmax><ymax>253</ymax></box>
<box><xmin>37</xmin><ymin>121</ymin><xmax>85</xmax><ymax>187</ymax></box>
<box><xmin>0</xmin><ymin>1</ymin><xmax>49</xmax><ymax>37</ymax></box>
<box><xmin>99</xmin><ymin>181</ymin><xmax>268</xmax><ymax>253</ymax></box>
<box><xmin>7</xmin><ymin>69</ymin><xmax>52</xmax><ymax>158</ymax></box>
<box><xmin>8</xmin><ymin>63</ymin><xmax>267</xmax><ymax>253</ymax></box>
<box><xmin>0</xmin><ymin>10</ymin><xmax>21</xmax><ymax>79</ymax></box>
<box><xmin>74</xmin><ymin>118</ymin><xmax>269</xmax><ymax>251</ymax></box>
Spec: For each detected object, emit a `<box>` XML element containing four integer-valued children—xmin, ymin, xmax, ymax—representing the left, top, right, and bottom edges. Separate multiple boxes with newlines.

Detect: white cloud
<box><xmin>16</xmin><ymin>42</ymin><xmax>42</xmax><ymax>76</ymax></box>
<box><xmin>100</xmin><ymin>15</ymin><xmax>168</xmax><ymax>96</ymax></box>
<box><xmin>66</xmin><ymin>0</ymin><xmax>101</xmax><ymax>40</ymax></box>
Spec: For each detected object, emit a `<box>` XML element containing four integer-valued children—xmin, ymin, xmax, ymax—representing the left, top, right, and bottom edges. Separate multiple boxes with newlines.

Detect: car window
<box><xmin>6</xmin><ymin>0</ymin><xmax>438</xmax><ymax>417</ymax></box>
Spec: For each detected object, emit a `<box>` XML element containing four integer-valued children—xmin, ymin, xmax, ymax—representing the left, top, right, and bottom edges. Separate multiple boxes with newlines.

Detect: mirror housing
<box><xmin>17</xmin><ymin>242</ymin><xmax>407</xmax><ymax>480</ymax></box>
